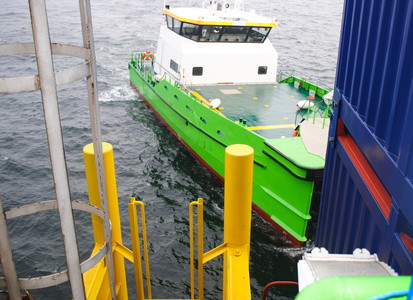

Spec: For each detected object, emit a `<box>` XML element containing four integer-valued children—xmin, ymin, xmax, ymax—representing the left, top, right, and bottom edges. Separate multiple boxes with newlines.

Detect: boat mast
<box><xmin>199</xmin><ymin>0</ymin><xmax>245</xmax><ymax>10</ymax></box>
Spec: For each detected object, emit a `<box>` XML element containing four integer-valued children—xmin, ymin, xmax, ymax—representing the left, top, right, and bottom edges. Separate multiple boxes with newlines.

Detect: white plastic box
<box><xmin>297</xmin><ymin>247</ymin><xmax>398</xmax><ymax>292</ymax></box>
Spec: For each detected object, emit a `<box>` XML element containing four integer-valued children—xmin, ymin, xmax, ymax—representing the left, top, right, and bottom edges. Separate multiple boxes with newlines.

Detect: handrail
<box><xmin>127</xmin><ymin>145</ymin><xmax>253</xmax><ymax>300</ymax></box>
<box><xmin>189</xmin><ymin>198</ymin><xmax>204</xmax><ymax>300</ymax></box>
<box><xmin>182</xmin><ymin>67</ymin><xmax>193</xmax><ymax>90</ymax></box>
<box><xmin>0</xmin><ymin>200</ymin><xmax>108</xmax><ymax>290</ymax></box>
<box><xmin>128</xmin><ymin>197</ymin><xmax>152</xmax><ymax>300</ymax></box>
<box><xmin>278</xmin><ymin>69</ymin><xmax>332</xmax><ymax>98</ymax></box>
<box><xmin>0</xmin><ymin>43</ymin><xmax>91</xmax><ymax>94</ymax></box>
<box><xmin>129</xmin><ymin>197</ymin><xmax>205</xmax><ymax>300</ymax></box>
<box><xmin>262</xmin><ymin>281</ymin><xmax>298</xmax><ymax>300</ymax></box>
<box><xmin>131</xmin><ymin>51</ymin><xmax>184</xmax><ymax>90</ymax></box>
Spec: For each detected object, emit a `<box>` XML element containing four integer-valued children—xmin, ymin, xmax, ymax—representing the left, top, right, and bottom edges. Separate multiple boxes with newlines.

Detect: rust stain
<box><xmin>34</xmin><ymin>75</ymin><xmax>40</xmax><ymax>90</ymax></box>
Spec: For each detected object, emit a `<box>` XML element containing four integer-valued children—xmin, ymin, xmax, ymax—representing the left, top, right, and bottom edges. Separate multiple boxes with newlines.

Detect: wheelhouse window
<box><xmin>166</xmin><ymin>15</ymin><xmax>173</xmax><ymax>30</ymax></box>
<box><xmin>220</xmin><ymin>26</ymin><xmax>248</xmax><ymax>42</ymax></box>
<box><xmin>258</xmin><ymin>66</ymin><xmax>268</xmax><ymax>74</ymax></box>
<box><xmin>182</xmin><ymin>23</ymin><xmax>200</xmax><ymax>41</ymax></box>
<box><xmin>170</xmin><ymin>59</ymin><xmax>179</xmax><ymax>73</ymax></box>
<box><xmin>200</xmin><ymin>26</ymin><xmax>222</xmax><ymax>42</ymax></box>
<box><xmin>192</xmin><ymin>67</ymin><xmax>203</xmax><ymax>76</ymax></box>
<box><xmin>165</xmin><ymin>16</ymin><xmax>272</xmax><ymax>43</ymax></box>
<box><xmin>173</xmin><ymin>19</ymin><xmax>182</xmax><ymax>34</ymax></box>
<box><xmin>246</xmin><ymin>27</ymin><xmax>271</xmax><ymax>42</ymax></box>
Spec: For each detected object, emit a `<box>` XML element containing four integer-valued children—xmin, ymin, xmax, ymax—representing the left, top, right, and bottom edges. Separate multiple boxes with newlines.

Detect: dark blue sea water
<box><xmin>0</xmin><ymin>0</ymin><xmax>343</xmax><ymax>299</ymax></box>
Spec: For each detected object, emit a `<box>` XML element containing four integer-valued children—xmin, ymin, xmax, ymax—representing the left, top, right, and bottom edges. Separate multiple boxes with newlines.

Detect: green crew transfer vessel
<box><xmin>129</xmin><ymin>0</ymin><xmax>332</xmax><ymax>243</ymax></box>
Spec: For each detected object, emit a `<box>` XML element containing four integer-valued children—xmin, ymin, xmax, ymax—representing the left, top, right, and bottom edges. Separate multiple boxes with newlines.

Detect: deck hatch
<box><xmin>220</xmin><ymin>89</ymin><xmax>242</xmax><ymax>95</ymax></box>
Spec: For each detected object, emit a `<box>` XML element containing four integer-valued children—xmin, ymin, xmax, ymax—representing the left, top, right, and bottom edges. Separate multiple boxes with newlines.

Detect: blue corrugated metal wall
<box><xmin>316</xmin><ymin>0</ymin><xmax>413</xmax><ymax>275</ymax></box>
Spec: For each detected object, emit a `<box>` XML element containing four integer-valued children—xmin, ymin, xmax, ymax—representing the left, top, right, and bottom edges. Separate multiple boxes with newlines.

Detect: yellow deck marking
<box><xmin>190</xmin><ymin>90</ymin><xmax>226</xmax><ymax>117</ymax></box>
<box><xmin>290</xmin><ymin>95</ymin><xmax>295</xmax><ymax>98</ymax></box>
<box><xmin>196</xmin><ymin>88</ymin><xmax>201</xmax><ymax>91</ymax></box>
<box><xmin>274</xmin><ymin>86</ymin><xmax>278</xmax><ymax>88</ymax></box>
<box><xmin>283</xmin><ymin>117</ymin><xmax>289</xmax><ymax>120</ymax></box>
<box><xmin>264</xmin><ymin>105</ymin><xmax>270</xmax><ymax>107</ymax></box>
<box><xmin>253</xmin><ymin>97</ymin><xmax>258</xmax><ymax>100</ymax></box>
<box><xmin>238</xmin><ymin>87</ymin><xmax>243</xmax><ymax>90</ymax></box>
<box><xmin>247</xmin><ymin>124</ymin><xmax>296</xmax><ymax>131</ymax></box>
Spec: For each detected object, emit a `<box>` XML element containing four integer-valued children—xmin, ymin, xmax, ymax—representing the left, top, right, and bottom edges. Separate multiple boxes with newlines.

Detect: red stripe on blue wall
<box><xmin>337</xmin><ymin>119</ymin><xmax>392</xmax><ymax>219</ymax></box>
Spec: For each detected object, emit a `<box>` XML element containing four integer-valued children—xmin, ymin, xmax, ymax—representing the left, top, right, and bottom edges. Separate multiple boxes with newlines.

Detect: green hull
<box><xmin>129</xmin><ymin>62</ymin><xmax>325</xmax><ymax>243</ymax></box>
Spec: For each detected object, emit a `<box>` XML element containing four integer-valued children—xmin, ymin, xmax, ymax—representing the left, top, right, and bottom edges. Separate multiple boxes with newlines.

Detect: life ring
<box><xmin>142</xmin><ymin>51</ymin><xmax>154</xmax><ymax>60</ymax></box>
<box><xmin>293</xmin><ymin>130</ymin><xmax>299</xmax><ymax>137</ymax></box>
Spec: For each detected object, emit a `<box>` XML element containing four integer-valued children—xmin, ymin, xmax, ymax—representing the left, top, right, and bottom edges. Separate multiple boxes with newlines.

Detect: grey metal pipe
<box><xmin>0</xmin><ymin>200</ymin><xmax>108</xmax><ymax>291</ymax></box>
<box><xmin>28</xmin><ymin>0</ymin><xmax>86</xmax><ymax>299</ymax></box>
<box><xmin>0</xmin><ymin>196</ymin><xmax>22</xmax><ymax>300</ymax></box>
<box><xmin>78</xmin><ymin>0</ymin><xmax>117</xmax><ymax>298</ymax></box>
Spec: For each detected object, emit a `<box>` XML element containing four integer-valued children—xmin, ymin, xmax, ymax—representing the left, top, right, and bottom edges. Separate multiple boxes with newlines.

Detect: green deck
<box><xmin>265</xmin><ymin>138</ymin><xmax>324</xmax><ymax>169</ymax></box>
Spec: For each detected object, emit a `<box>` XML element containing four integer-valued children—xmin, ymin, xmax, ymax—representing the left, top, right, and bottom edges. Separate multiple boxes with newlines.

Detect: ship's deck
<box><xmin>191</xmin><ymin>82</ymin><xmax>327</xmax><ymax>139</ymax></box>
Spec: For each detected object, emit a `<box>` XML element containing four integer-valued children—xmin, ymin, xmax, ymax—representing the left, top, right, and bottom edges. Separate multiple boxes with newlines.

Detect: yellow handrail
<box><xmin>84</xmin><ymin>143</ymin><xmax>254</xmax><ymax>300</ymax></box>
<box><xmin>127</xmin><ymin>144</ymin><xmax>253</xmax><ymax>300</ymax></box>
<box><xmin>189</xmin><ymin>198</ymin><xmax>204</xmax><ymax>300</ymax></box>
<box><xmin>128</xmin><ymin>198</ymin><xmax>152</xmax><ymax>300</ymax></box>
<box><xmin>189</xmin><ymin>201</ymin><xmax>196</xmax><ymax>299</ymax></box>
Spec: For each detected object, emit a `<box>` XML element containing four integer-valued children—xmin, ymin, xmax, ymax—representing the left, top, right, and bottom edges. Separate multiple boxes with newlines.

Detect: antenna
<box><xmin>270</xmin><ymin>0</ymin><xmax>273</xmax><ymax>19</ymax></box>
<box><xmin>234</xmin><ymin>0</ymin><xmax>244</xmax><ymax>11</ymax></box>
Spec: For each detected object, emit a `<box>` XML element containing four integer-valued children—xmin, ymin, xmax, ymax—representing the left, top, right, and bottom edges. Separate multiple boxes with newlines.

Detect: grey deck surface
<box><xmin>193</xmin><ymin>82</ymin><xmax>325</xmax><ymax>139</ymax></box>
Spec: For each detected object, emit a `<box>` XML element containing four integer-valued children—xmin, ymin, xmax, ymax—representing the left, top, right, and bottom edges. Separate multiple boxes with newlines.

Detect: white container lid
<box><xmin>297</xmin><ymin>247</ymin><xmax>398</xmax><ymax>292</ymax></box>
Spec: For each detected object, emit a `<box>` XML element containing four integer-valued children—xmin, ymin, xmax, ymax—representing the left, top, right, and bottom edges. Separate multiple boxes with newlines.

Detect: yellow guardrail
<box><xmin>84</xmin><ymin>143</ymin><xmax>254</xmax><ymax>300</ymax></box>
<box><xmin>128</xmin><ymin>198</ymin><xmax>152</xmax><ymax>300</ymax></box>
<box><xmin>189</xmin><ymin>198</ymin><xmax>204</xmax><ymax>300</ymax></box>
<box><xmin>190</xmin><ymin>90</ymin><xmax>226</xmax><ymax>117</ymax></box>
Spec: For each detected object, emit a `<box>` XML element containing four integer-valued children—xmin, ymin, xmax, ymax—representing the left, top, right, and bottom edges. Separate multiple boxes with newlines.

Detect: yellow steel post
<box><xmin>83</xmin><ymin>142</ymin><xmax>128</xmax><ymax>299</ymax></box>
<box><xmin>189</xmin><ymin>201</ymin><xmax>196</xmax><ymax>300</ymax></box>
<box><xmin>223</xmin><ymin>144</ymin><xmax>254</xmax><ymax>300</ymax></box>
<box><xmin>197</xmin><ymin>198</ymin><xmax>204</xmax><ymax>300</ymax></box>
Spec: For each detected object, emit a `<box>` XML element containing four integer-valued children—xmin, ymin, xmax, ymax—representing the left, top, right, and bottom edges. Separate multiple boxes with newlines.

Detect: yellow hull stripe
<box><xmin>247</xmin><ymin>124</ymin><xmax>296</xmax><ymax>131</ymax></box>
